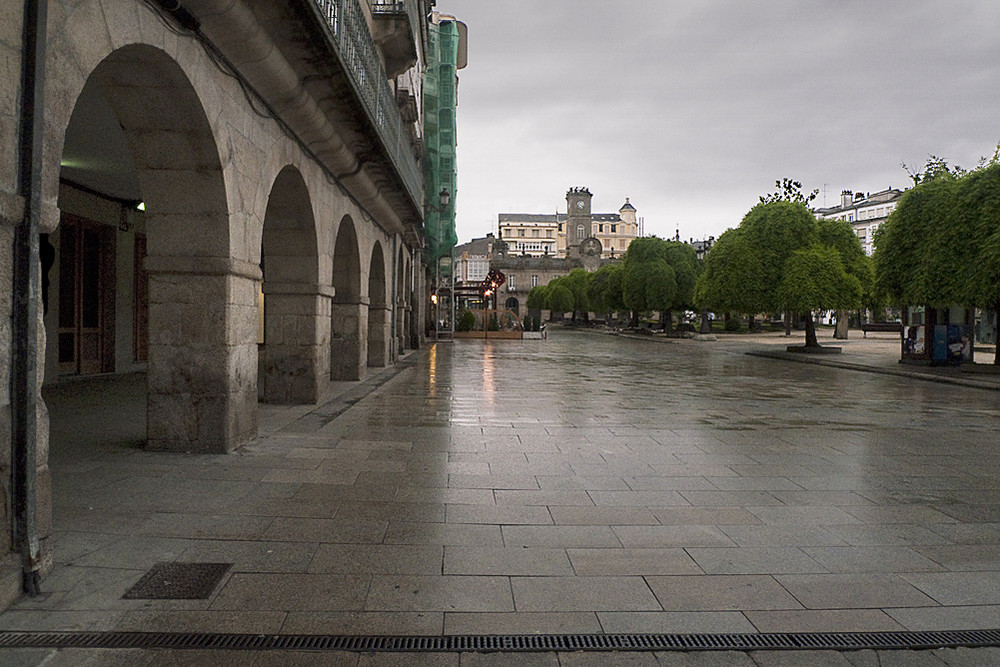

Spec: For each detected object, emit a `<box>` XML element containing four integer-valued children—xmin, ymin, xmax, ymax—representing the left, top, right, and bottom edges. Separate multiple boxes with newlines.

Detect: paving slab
<box><xmin>5</xmin><ymin>328</ymin><xmax>999</xmax><ymax>663</ymax></box>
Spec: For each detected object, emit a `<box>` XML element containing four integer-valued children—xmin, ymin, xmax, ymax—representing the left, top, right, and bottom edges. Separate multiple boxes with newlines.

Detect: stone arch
<box><xmin>505</xmin><ymin>296</ymin><xmax>520</xmax><ymax>312</ymax></box>
<box><xmin>367</xmin><ymin>242</ymin><xmax>390</xmax><ymax>367</ymax></box>
<box><xmin>331</xmin><ymin>216</ymin><xmax>365</xmax><ymax>380</ymax></box>
<box><xmin>260</xmin><ymin>166</ymin><xmax>327</xmax><ymax>403</ymax></box>
<box><xmin>54</xmin><ymin>44</ymin><xmax>253</xmax><ymax>453</ymax></box>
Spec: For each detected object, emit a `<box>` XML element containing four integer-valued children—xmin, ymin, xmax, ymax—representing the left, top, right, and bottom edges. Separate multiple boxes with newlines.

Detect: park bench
<box><xmin>861</xmin><ymin>321</ymin><xmax>903</xmax><ymax>337</ymax></box>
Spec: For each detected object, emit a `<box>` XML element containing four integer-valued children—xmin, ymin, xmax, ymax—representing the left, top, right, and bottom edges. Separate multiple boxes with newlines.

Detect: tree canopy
<box><xmin>873</xmin><ymin>158</ymin><xmax>1000</xmax><ymax>363</ymax></box>
<box><xmin>695</xmin><ymin>198</ymin><xmax>869</xmax><ymax>347</ymax></box>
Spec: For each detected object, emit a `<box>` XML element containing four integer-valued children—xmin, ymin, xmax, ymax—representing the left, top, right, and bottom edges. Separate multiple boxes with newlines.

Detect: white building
<box><xmin>815</xmin><ymin>188</ymin><xmax>905</xmax><ymax>256</ymax></box>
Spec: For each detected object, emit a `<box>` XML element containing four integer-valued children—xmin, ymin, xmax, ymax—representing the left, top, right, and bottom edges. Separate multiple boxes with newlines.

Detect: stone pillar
<box><xmin>367</xmin><ymin>305</ymin><xmax>391</xmax><ymax>367</ymax></box>
<box><xmin>396</xmin><ymin>298</ymin><xmax>406</xmax><ymax>354</ymax></box>
<box><xmin>262</xmin><ymin>283</ymin><xmax>332</xmax><ymax>403</ymax></box>
<box><xmin>411</xmin><ymin>254</ymin><xmax>425</xmax><ymax>349</ymax></box>
<box><xmin>331</xmin><ymin>300</ymin><xmax>368</xmax><ymax>380</ymax></box>
<box><xmin>145</xmin><ymin>257</ymin><xmax>259</xmax><ymax>453</ymax></box>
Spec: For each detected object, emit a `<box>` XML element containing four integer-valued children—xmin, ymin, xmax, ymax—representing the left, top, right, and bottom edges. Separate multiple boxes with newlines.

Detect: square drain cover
<box><xmin>123</xmin><ymin>562</ymin><xmax>232</xmax><ymax>600</ymax></box>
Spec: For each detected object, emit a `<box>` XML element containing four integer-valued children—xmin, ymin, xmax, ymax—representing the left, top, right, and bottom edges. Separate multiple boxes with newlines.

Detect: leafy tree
<box><xmin>545</xmin><ymin>281</ymin><xmax>574</xmax><ymax>317</ymax></box>
<box><xmin>563</xmin><ymin>269</ymin><xmax>593</xmax><ymax>322</ymax></box>
<box><xmin>621</xmin><ymin>236</ymin><xmax>694</xmax><ymax>329</ymax></box>
<box><xmin>759</xmin><ymin>178</ymin><xmax>819</xmax><ymax>205</ymax></box>
<box><xmin>526</xmin><ymin>285</ymin><xmax>548</xmax><ymax>310</ymax></box>
<box><xmin>587</xmin><ymin>263</ymin><xmax>625</xmax><ymax>321</ymax></box>
<box><xmin>694</xmin><ymin>229</ymin><xmax>765</xmax><ymax>327</ymax></box>
<box><xmin>874</xmin><ymin>158</ymin><xmax>1000</xmax><ymax>363</ymax></box>
<box><xmin>696</xmin><ymin>198</ymin><xmax>866</xmax><ymax>348</ymax></box>
<box><xmin>777</xmin><ymin>245</ymin><xmax>862</xmax><ymax>347</ymax></box>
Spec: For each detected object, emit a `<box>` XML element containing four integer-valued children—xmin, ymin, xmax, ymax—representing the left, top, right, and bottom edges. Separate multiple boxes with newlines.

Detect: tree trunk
<box><xmin>804</xmin><ymin>312</ymin><xmax>819</xmax><ymax>348</ymax></box>
<box><xmin>995</xmin><ymin>298</ymin><xmax>1000</xmax><ymax>365</ymax></box>
<box><xmin>663</xmin><ymin>309</ymin><xmax>673</xmax><ymax>332</ymax></box>
<box><xmin>784</xmin><ymin>311</ymin><xmax>792</xmax><ymax>336</ymax></box>
<box><xmin>700</xmin><ymin>309</ymin><xmax>711</xmax><ymax>334</ymax></box>
<box><xmin>833</xmin><ymin>309</ymin><xmax>849</xmax><ymax>339</ymax></box>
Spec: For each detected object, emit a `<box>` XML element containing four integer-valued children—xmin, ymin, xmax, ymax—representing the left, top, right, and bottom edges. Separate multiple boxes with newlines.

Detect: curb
<box><xmin>746</xmin><ymin>350</ymin><xmax>1000</xmax><ymax>392</ymax></box>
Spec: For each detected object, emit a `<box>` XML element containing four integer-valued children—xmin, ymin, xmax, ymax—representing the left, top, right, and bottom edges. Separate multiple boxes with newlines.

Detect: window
<box><xmin>577</xmin><ymin>224</ymin><xmax>584</xmax><ymax>239</ymax></box>
<box><xmin>611</xmin><ymin>225</ymin><xmax>616</xmax><ymax>233</ymax></box>
<box><xmin>546</xmin><ymin>230</ymin><xmax>552</xmax><ymax>238</ymax></box>
<box><xmin>508</xmin><ymin>274</ymin><xmax>516</xmax><ymax>291</ymax></box>
<box><xmin>531</xmin><ymin>274</ymin><xmax>538</xmax><ymax>288</ymax></box>
<box><xmin>598</xmin><ymin>224</ymin><xmax>604</xmax><ymax>233</ymax></box>
<box><xmin>518</xmin><ymin>229</ymin><xmax>525</xmax><ymax>237</ymax></box>
<box><xmin>532</xmin><ymin>229</ymin><xmax>539</xmax><ymax>237</ymax></box>
<box><xmin>558</xmin><ymin>223</ymin><xmax>563</xmax><ymax>232</ymax></box>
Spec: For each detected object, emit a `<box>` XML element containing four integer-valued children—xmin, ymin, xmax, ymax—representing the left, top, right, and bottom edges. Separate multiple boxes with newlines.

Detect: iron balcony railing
<box><xmin>311</xmin><ymin>0</ymin><xmax>423</xmax><ymax>210</ymax></box>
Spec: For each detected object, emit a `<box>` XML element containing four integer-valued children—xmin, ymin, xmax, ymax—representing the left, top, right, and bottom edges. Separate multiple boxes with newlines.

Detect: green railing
<box><xmin>310</xmin><ymin>0</ymin><xmax>423</xmax><ymax>210</ymax></box>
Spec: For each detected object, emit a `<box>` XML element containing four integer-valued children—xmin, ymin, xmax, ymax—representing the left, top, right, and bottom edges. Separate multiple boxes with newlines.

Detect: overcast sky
<box><xmin>434</xmin><ymin>0</ymin><xmax>1000</xmax><ymax>244</ymax></box>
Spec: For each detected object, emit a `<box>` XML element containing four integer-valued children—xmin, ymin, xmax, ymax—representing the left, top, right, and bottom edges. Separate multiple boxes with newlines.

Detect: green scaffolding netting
<box><xmin>423</xmin><ymin>19</ymin><xmax>459</xmax><ymax>263</ymax></box>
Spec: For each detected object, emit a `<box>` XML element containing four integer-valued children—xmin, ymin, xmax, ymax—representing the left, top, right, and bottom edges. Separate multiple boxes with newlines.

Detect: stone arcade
<box><xmin>1</xmin><ymin>0</ymin><xmax>434</xmax><ymax>607</ymax></box>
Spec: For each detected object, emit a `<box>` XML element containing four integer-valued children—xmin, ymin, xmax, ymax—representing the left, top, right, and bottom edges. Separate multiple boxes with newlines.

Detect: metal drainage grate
<box><xmin>0</xmin><ymin>629</ymin><xmax>999</xmax><ymax>652</ymax></box>
<box><xmin>122</xmin><ymin>562</ymin><xmax>232</xmax><ymax>600</ymax></box>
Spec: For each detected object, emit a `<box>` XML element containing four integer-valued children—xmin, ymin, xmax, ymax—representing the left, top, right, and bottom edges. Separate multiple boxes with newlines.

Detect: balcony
<box><xmin>309</xmin><ymin>0</ymin><xmax>423</xmax><ymax>211</ymax></box>
<box><xmin>370</xmin><ymin>1</ymin><xmax>421</xmax><ymax>78</ymax></box>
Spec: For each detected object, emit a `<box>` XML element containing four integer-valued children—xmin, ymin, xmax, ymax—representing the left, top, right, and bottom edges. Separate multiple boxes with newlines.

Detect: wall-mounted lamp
<box><xmin>425</xmin><ymin>188</ymin><xmax>451</xmax><ymax>214</ymax></box>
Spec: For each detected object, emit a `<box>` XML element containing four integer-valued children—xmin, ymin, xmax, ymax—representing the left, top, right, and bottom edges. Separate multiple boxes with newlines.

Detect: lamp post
<box><xmin>426</xmin><ymin>188</ymin><xmax>452</xmax><ymax>341</ymax></box>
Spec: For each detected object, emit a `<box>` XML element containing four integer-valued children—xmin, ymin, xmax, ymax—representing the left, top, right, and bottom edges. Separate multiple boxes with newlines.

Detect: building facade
<box><xmin>498</xmin><ymin>188</ymin><xmax>641</xmax><ymax>259</ymax></box>
<box><xmin>1</xmin><ymin>0</ymin><xmax>442</xmax><ymax>608</ymax></box>
<box><xmin>815</xmin><ymin>188</ymin><xmax>905</xmax><ymax>256</ymax></box>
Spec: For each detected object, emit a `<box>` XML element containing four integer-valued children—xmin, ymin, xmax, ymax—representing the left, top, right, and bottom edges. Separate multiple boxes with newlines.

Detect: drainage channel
<box><xmin>1</xmin><ymin>630</ymin><xmax>999</xmax><ymax>652</ymax></box>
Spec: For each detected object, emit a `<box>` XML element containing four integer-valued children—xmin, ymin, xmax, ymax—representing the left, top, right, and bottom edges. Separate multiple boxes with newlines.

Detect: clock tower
<box><xmin>565</xmin><ymin>186</ymin><xmax>593</xmax><ymax>253</ymax></box>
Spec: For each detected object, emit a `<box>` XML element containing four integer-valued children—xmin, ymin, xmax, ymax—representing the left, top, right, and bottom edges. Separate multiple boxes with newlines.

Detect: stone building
<box><xmin>498</xmin><ymin>187</ymin><xmax>641</xmax><ymax>259</ymax></box>
<box><xmin>814</xmin><ymin>188</ymin><xmax>905</xmax><ymax>256</ymax></box>
<box><xmin>1</xmin><ymin>0</ymin><xmax>444</xmax><ymax>608</ymax></box>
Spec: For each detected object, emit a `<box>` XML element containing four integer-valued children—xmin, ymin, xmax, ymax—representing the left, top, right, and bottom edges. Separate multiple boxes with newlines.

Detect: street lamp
<box><xmin>427</xmin><ymin>188</ymin><xmax>452</xmax><ymax>341</ymax></box>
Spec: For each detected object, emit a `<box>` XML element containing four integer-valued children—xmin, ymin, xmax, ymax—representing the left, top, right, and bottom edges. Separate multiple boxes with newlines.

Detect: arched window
<box><xmin>577</xmin><ymin>224</ymin><xmax>584</xmax><ymax>239</ymax></box>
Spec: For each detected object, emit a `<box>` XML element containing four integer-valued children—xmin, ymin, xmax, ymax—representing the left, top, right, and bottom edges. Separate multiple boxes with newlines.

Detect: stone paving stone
<box><xmin>396</xmin><ymin>487</ymin><xmax>496</xmax><ymax>505</ymax></box>
<box><xmin>744</xmin><ymin>506</ymin><xmax>864</xmax><ymax>525</ymax></box>
<box><xmin>912</xmin><ymin>544</ymin><xmax>1000</xmax><ymax>571</ymax></box>
<box><xmin>502</xmin><ymin>525</ymin><xmax>622</xmax><ymax>548</ymax></box>
<box><xmin>309</xmin><ymin>544</ymin><xmax>443</xmax><ymax>575</ymax></box>
<box><xmin>548</xmin><ymin>506</ymin><xmax>660</xmax><ymax>526</ymax></box>
<box><xmin>210</xmin><ymin>574</ymin><xmax>370</xmax><ymax>612</ymax></box>
<box><xmin>263</xmin><ymin>518</ymin><xmax>388</xmax><ymax>544</ymax></box>
<box><xmin>449</xmin><ymin>473</ymin><xmax>540</xmax><ymax>490</ymax></box>
<box><xmin>281</xmin><ymin>611</ymin><xmax>443</xmax><ymax>635</ymax></box>
<box><xmin>385</xmin><ymin>522</ymin><xmax>503</xmax><ymax>546</ymax></box>
<box><xmin>747</xmin><ymin>650</ymin><xmax>857</xmax><ymax>666</ymax></box>
<box><xmin>365</xmin><ymin>575</ymin><xmax>514</xmax><ymax>612</ymax></box>
<box><xmin>925</xmin><ymin>522</ymin><xmax>1000</xmax><ymax>544</ymax></box>
<box><xmin>743</xmin><ymin>609</ymin><xmax>906</xmax><ymax>633</ymax></box>
<box><xmin>612</xmin><ymin>526</ymin><xmax>735</xmax><ymax>548</ymax></box>
<box><xmin>460</xmin><ymin>652</ymin><xmax>557</xmax><ymax>666</ymax></box>
<box><xmin>684</xmin><ymin>547</ymin><xmax>827</xmax><ymax>575</ymax></box>
<box><xmin>653</xmin><ymin>652</ymin><xmax>757</xmax><ymax>666</ymax></box>
<box><xmin>443</xmin><ymin>611</ymin><xmax>602</xmax><ymax>635</ymax></box>
<box><xmin>645</xmin><ymin>575</ymin><xmax>802</xmax><ymax>611</ymax></box>
<box><xmin>444</xmin><ymin>504</ymin><xmax>553</xmax><ymax>525</ymax></box>
<box><xmin>536</xmin><ymin>475</ymin><xmax>631</xmax><ymax>491</ymax></box>
<box><xmin>567</xmin><ymin>548</ymin><xmax>702</xmax><ymax>576</ymax></box>
<box><xmin>884</xmin><ymin>604</ymin><xmax>1000</xmax><ymax>631</ymax></box>
<box><xmin>649</xmin><ymin>507</ymin><xmax>763</xmax><ymax>526</ymax></box>
<box><xmin>443</xmin><ymin>547</ymin><xmax>573</xmax><ymax>576</ymax></box>
<box><xmin>335</xmin><ymin>501</ymin><xmax>447</xmax><ymax>523</ymax></box>
<box><xmin>113</xmin><ymin>610</ymin><xmax>286</xmax><ymax>633</ymax></box>
<box><xmin>596</xmin><ymin>610</ymin><xmax>757</xmax><ymax>634</ymax></box>
<box><xmin>775</xmin><ymin>573</ymin><xmax>938</xmax><ymax>609</ymax></box>
<box><xmin>66</xmin><ymin>535</ymin><xmax>195</xmax><ymax>570</ymax></box>
<box><xmin>900</xmin><ymin>571</ymin><xmax>1000</xmax><ymax>605</ymax></box>
<box><xmin>511</xmin><ymin>576</ymin><xmax>661</xmax><ymax>612</ymax></box>
<box><xmin>678</xmin><ymin>491</ymin><xmax>785</xmax><ymax>507</ymax></box>
<box><xmin>704</xmin><ymin>477</ymin><xmax>805</xmax><ymax>491</ymax></box>
<box><xmin>558</xmin><ymin>653</ymin><xmax>660</xmax><ymax>666</ymax></box>
<box><xmin>821</xmin><ymin>524</ymin><xmax>952</xmax><ymax>547</ymax></box>
<box><xmin>800</xmin><ymin>546</ymin><xmax>945</xmax><ymax>573</ymax></box>
<box><xmin>256</xmin><ymin>651</ymin><xmax>359</xmax><ymax>665</ymax></box>
<box><xmin>587</xmin><ymin>491</ymin><xmax>692</xmax><ymax>507</ymax></box>
<box><xmin>717</xmin><ymin>526</ymin><xmax>847</xmax><ymax>548</ymax></box>
<box><xmin>494</xmin><ymin>490</ymin><xmax>596</xmax><ymax>506</ymax></box>
<box><xmin>178</xmin><ymin>539</ymin><xmax>317</xmax><ymax>573</ymax></box>
<box><xmin>136</xmin><ymin>513</ymin><xmax>274</xmax><ymax>540</ymax></box>
<box><xmin>841</xmin><ymin>505</ymin><xmax>960</xmax><ymax>525</ymax></box>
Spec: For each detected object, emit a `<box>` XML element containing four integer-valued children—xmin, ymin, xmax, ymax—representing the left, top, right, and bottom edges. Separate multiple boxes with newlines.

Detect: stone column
<box><xmin>396</xmin><ymin>298</ymin><xmax>406</xmax><ymax>354</ymax></box>
<box><xmin>262</xmin><ymin>282</ymin><xmax>332</xmax><ymax>403</ymax></box>
<box><xmin>411</xmin><ymin>254</ymin><xmax>425</xmax><ymax>349</ymax></box>
<box><xmin>145</xmin><ymin>257</ymin><xmax>259</xmax><ymax>453</ymax></box>
<box><xmin>367</xmin><ymin>305</ymin><xmax>391</xmax><ymax>367</ymax></box>
<box><xmin>331</xmin><ymin>300</ymin><xmax>368</xmax><ymax>380</ymax></box>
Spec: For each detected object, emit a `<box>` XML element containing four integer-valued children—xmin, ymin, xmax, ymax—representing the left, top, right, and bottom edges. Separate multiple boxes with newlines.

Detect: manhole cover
<box><xmin>123</xmin><ymin>562</ymin><xmax>232</xmax><ymax>600</ymax></box>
